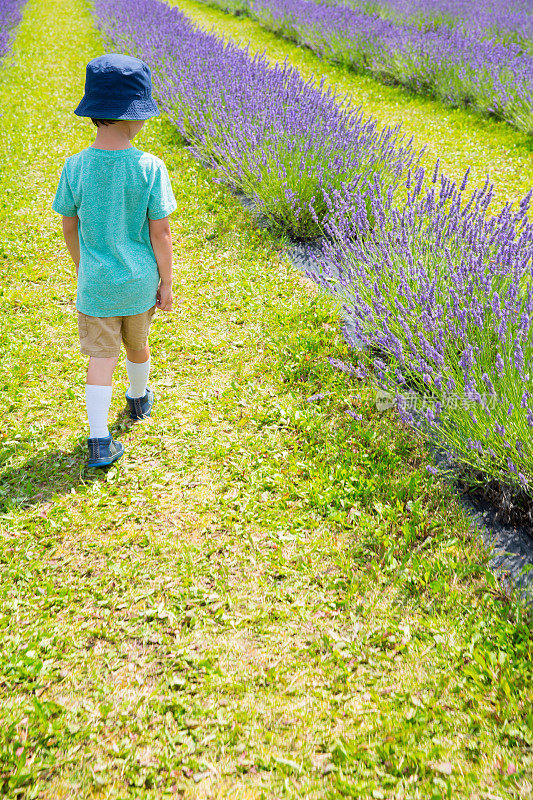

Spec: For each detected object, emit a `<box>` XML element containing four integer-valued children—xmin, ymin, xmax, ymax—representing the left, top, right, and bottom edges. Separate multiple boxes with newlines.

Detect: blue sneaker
<box><xmin>125</xmin><ymin>388</ymin><xmax>155</xmax><ymax>421</ymax></box>
<box><xmin>87</xmin><ymin>434</ymin><xmax>124</xmax><ymax>468</ymax></box>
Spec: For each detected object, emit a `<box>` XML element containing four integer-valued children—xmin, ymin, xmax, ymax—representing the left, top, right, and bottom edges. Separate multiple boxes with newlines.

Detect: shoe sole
<box><xmin>88</xmin><ymin>448</ymin><xmax>124</xmax><ymax>469</ymax></box>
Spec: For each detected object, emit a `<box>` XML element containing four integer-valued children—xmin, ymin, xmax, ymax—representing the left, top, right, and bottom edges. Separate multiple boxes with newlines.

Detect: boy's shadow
<box><xmin>0</xmin><ymin>412</ymin><xmax>132</xmax><ymax>514</ymax></box>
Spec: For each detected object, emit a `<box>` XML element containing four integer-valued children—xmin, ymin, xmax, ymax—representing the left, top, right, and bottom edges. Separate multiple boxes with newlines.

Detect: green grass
<box><xmin>173</xmin><ymin>0</ymin><xmax>533</xmax><ymax>214</ymax></box>
<box><xmin>0</xmin><ymin>0</ymin><xmax>531</xmax><ymax>798</ymax></box>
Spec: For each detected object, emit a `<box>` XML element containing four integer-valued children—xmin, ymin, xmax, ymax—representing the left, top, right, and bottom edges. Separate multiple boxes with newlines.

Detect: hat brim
<box><xmin>74</xmin><ymin>96</ymin><xmax>159</xmax><ymax>119</ymax></box>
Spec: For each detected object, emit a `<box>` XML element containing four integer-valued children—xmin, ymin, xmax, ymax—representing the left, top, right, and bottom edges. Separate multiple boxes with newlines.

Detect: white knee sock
<box><xmin>86</xmin><ymin>384</ymin><xmax>113</xmax><ymax>439</ymax></box>
<box><xmin>126</xmin><ymin>358</ymin><xmax>150</xmax><ymax>399</ymax></box>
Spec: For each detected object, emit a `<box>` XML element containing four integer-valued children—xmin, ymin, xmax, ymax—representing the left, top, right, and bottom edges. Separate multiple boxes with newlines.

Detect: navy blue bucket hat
<box><xmin>75</xmin><ymin>53</ymin><xmax>159</xmax><ymax>120</ymax></box>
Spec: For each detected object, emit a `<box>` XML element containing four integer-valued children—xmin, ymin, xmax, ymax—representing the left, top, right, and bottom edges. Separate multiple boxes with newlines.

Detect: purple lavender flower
<box><xmin>460</xmin><ymin>167</ymin><xmax>470</xmax><ymax>193</ymax></box>
<box><xmin>514</xmin><ymin>341</ymin><xmax>525</xmax><ymax>376</ymax></box>
<box><xmin>481</xmin><ymin>373</ymin><xmax>496</xmax><ymax>396</ymax></box>
<box><xmin>459</xmin><ymin>346</ymin><xmax>473</xmax><ymax>374</ymax></box>
<box><xmin>328</xmin><ymin>357</ymin><xmax>356</xmax><ymax>375</ymax></box>
<box><xmin>346</xmin><ymin>410</ymin><xmax>363</xmax><ymax>421</ymax></box>
<box><xmin>307</xmin><ymin>392</ymin><xmax>328</xmax><ymax>402</ymax></box>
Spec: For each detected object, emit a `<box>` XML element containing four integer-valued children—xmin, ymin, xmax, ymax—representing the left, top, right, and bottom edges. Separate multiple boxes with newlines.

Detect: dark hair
<box><xmin>91</xmin><ymin>118</ymin><xmax>118</xmax><ymax>127</ymax></box>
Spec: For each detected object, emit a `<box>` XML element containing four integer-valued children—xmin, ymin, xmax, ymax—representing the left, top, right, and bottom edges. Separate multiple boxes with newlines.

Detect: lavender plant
<box><xmin>93</xmin><ymin>0</ymin><xmax>419</xmax><ymax>238</ymax></box>
<box><xmin>196</xmin><ymin>0</ymin><xmax>533</xmax><ymax>133</ymax></box>
<box><xmin>0</xmin><ymin>0</ymin><xmax>25</xmax><ymax>60</ymax></box>
<box><xmin>314</xmin><ymin>167</ymin><xmax>533</xmax><ymax>490</ymax></box>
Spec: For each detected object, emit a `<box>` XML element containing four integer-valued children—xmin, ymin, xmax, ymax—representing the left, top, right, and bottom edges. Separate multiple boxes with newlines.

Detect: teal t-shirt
<box><xmin>52</xmin><ymin>146</ymin><xmax>177</xmax><ymax>317</ymax></box>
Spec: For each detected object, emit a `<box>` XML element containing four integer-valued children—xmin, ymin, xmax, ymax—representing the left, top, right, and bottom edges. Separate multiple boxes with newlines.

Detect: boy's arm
<box><xmin>149</xmin><ymin>216</ymin><xmax>173</xmax><ymax>311</ymax></box>
<box><xmin>62</xmin><ymin>215</ymin><xmax>80</xmax><ymax>276</ymax></box>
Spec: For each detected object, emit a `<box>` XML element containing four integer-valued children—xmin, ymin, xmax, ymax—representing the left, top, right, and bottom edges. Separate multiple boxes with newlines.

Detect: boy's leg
<box><xmin>86</xmin><ymin>356</ymin><xmax>119</xmax><ymax>439</ymax></box>
<box><xmin>78</xmin><ymin>312</ymin><xmax>122</xmax><ymax>441</ymax></box>
<box><xmin>122</xmin><ymin>307</ymin><xmax>155</xmax><ymax>401</ymax></box>
<box><xmin>125</xmin><ymin>344</ymin><xmax>150</xmax><ymax>399</ymax></box>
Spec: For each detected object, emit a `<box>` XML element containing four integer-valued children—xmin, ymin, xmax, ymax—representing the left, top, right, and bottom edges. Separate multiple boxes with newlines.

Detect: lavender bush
<box><xmin>93</xmin><ymin>0</ymin><xmax>419</xmax><ymax>238</ymax></box>
<box><xmin>314</xmin><ymin>167</ymin><xmax>533</xmax><ymax>490</ymax></box>
<box><xmin>0</xmin><ymin>0</ymin><xmax>25</xmax><ymax>60</ymax></box>
<box><xmin>197</xmin><ymin>0</ymin><xmax>533</xmax><ymax>133</ymax></box>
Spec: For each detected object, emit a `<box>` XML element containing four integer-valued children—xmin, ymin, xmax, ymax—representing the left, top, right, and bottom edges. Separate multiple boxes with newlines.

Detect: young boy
<box><xmin>52</xmin><ymin>53</ymin><xmax>177</xmax><ymax>468</ymax></box>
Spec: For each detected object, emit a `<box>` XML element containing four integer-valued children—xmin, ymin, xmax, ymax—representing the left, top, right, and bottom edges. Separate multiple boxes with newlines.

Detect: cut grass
<box><xmin>0</xmin><ymin>0</ymin><xmax>531</xmax><ymax>798</ymax></box>
<box><xmin>173</xmin><ymin>0</ymin><xmax>533</xmax><ymax>213</ymax></box>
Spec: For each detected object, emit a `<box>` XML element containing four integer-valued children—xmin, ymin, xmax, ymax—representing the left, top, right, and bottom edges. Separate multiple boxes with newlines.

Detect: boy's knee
<box><xmin>86</xmin><ymin>355</ymin><xmax>120</xmax><ymax>384</ymax></box>
<box><xmin>125</xmin><ymin>345</ymin><xmax>150</xmax><ymax>363</ymax></box>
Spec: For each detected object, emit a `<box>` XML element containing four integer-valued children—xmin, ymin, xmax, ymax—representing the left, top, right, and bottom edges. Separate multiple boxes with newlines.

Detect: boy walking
<box><xmin>53</xmin><ymin>53</ymin><xmax>177</xmax><ymax>468</ymax></box>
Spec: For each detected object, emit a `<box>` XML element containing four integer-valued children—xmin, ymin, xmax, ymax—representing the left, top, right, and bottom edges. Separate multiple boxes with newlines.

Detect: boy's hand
<box><xmin>156</xmin><ymin>282</ymin><xmax>173</xmax><ymax>311</ymax></box>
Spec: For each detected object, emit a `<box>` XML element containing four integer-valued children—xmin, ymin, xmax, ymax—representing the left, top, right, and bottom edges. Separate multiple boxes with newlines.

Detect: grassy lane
<box><xmin>0</xmin><ymin>0</ymin><xmax>532</xmax><ymax>798</ymax></box>
<box><xmin>172</xmin><ymin>0</ymin><xmax>533</xmax><ymax>212</ymax></box>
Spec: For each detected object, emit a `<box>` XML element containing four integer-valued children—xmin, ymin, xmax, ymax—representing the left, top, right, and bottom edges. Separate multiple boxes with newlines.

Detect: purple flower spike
<box><xmin>507</xmin><ymin>458</ymin><xmax>518</xmax><ymax>475</ymax></box>
<box><xmin>328</xmin><ymin>357</ymin><xmax>356</xmax><ymax>376</ymax></box>
<box><xmin>346</xmin><ymin>410</ymin><xmax>363</xmax><ymax>421</ymax></box>
<box><xmin>482</xmin><ymin>373</ymin><xmax>496</xmax><ymax>396</ymax></box>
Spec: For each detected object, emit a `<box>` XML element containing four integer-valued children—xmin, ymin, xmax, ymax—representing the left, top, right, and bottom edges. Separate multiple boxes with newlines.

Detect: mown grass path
<box><xmin>173</xmin><ymin>0</ymin><xmax>533</xmax><ymax>213</ymax></box>
<box><xmin>0</xmin><ymin>0</ymin><xmax>531</xmax><ymax>798</ymax></box>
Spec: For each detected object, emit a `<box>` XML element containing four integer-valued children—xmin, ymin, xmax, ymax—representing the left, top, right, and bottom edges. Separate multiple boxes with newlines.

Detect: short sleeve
<box><xmin>52</xmin><ymin>164</ymin><xmax>78</xmax><ymax>217</ymax></box>
<box><xmin>147</xmin><ymin>161</ymin><xmax>177</xmax><ymax>220</ymax></box>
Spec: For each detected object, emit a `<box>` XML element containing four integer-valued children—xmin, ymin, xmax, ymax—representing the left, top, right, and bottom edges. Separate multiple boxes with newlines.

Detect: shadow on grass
<box><xmin>0</xmin><ymin>413</ymin><xmax>132</xmax><ymax>513</ymax></box>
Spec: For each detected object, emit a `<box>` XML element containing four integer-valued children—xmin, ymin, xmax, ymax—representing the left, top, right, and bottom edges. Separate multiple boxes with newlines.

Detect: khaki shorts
<box><xmin>78</xmin><ymin>306</ymin><xmax>156</xmax><ymax>358</ymax></box>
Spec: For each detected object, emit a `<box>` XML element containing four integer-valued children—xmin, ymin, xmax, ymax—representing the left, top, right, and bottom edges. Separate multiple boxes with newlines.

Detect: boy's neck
<box><xmin>92</xmin><ymin>125</ymin><xmax>134</xmax><ymax>151</ymax></box>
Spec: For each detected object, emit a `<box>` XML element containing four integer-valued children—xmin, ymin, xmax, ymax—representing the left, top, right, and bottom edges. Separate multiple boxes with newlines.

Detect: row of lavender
<box><xmin>328</xmin><ymin>0</ymin><xmax>533</xmax><ymax>51</ymax></box>
<box><xmin>0</xmin><ymin>0</ymin><xmax>25</xmax><ymax>59</ymax></box>
<box><xmin>197</xmin><ymin>0</ymin><xmax>533</xmax><ymax>134</ymax></box>
<box><xmin>92</xmin><ymin>0</ymin><xmax>533</xmax><ymax>494</ymax></box>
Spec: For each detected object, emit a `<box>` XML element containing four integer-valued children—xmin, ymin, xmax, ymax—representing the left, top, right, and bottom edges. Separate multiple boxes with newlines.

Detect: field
<box><xmin>0</xmin><ymin>0</ymin><xmax>532</xmax><ymax>799</ymax></box>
